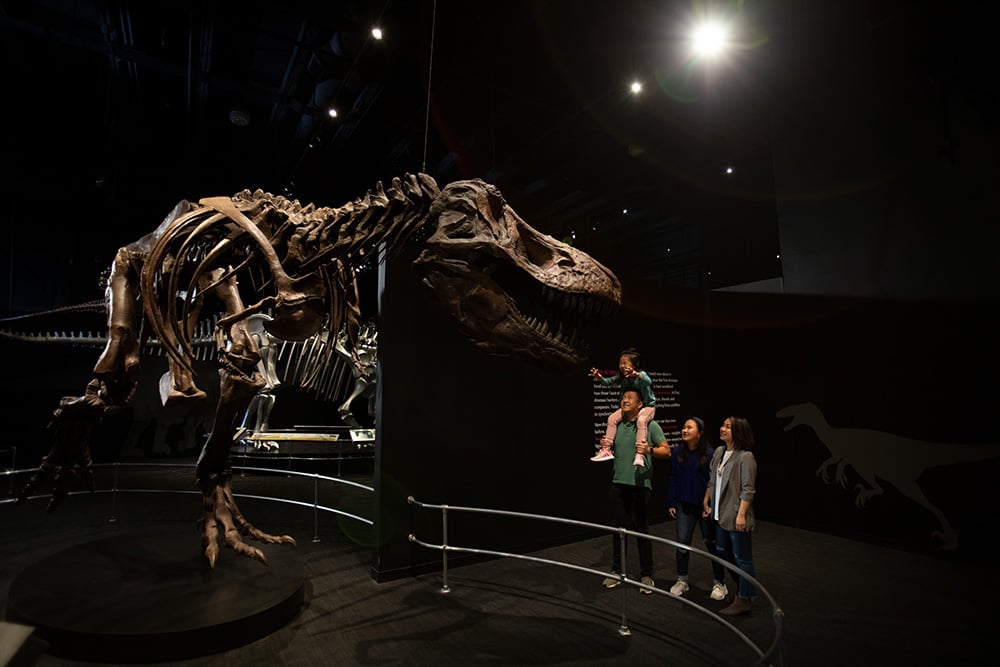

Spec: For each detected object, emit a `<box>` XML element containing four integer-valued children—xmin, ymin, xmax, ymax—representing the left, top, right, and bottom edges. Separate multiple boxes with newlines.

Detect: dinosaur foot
<box><xmin>199</xmin><ymin>472</ymin><xmax>296</xmax><ymax>568</ymax></box>
<box><xmin>16</xmin><ymin>463</ymin><xmax>96</xmax><ymax>510</ymax></box>
<box><xmin>14</xmin><ymin>468</ymin><xmax>53</xmax><ymax>506</ymax></box>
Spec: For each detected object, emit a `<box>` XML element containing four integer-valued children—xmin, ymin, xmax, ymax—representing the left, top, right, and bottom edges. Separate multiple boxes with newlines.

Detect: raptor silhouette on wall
<box><xmin>15</xmin><ymin>174</ymin><xmax>622</xmax><ymax>567</ymax></box>
<box><xmin>777</xmin><ymin>401</ymin><xmax>1000</xmax><ymax>550</ymax></box>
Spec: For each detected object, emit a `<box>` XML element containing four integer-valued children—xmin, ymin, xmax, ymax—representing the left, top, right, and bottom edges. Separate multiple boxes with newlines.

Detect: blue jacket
<box><xmin>668</xmin><ymin>443</ymin><xmax>715</xmax><ymax>508</ymax></box>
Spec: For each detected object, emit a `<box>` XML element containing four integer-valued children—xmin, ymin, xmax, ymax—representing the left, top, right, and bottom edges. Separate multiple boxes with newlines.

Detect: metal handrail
<box><xmin>2</xmin><ymin>461</ymin><xmax>374</xmax><ymax>540</ymax></box>
<box><xmin>233</xmin><ymin>440</ymin><xmax>374</xmax><ymax>478</ymax></box>
<box><xmin>407</xmin><ymin>496</ymin><xmax>784</xmax><ymax>666</ymax></box>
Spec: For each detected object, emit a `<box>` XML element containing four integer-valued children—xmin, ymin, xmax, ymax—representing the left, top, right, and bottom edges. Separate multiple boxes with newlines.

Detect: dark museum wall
<box><xmin>371</xmin><ymin>248</ymin><xmax>999</xmax><ymax>580</ymax></box>
<box><xmin>372</xmin><ymin>249</ymin><xmax>604</xmax><ymax>581</ymax></box>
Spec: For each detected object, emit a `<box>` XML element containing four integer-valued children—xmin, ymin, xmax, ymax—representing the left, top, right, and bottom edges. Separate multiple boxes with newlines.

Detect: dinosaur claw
<box><xmin>199</xmin><ymin>474</ymin><xmax>296</xmax><ymax>568</ymax></box>
<box><xmin>931</xmin><ymin>529</ymin><xmax>959</xmax><ymax>551</ymax></box>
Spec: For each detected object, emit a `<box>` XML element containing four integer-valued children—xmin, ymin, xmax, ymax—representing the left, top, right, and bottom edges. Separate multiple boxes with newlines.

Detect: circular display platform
<box><xmin>6</xmin><ymin>527</ymin><xmax>305</xmax><ymax>662</ymax></box>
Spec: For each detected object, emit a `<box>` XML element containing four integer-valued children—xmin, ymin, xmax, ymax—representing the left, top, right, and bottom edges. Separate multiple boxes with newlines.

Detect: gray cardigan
<box><xmin>705</xmin><ymin>446</ymin><xmax>757</xmax><ymax>532</ymax></box>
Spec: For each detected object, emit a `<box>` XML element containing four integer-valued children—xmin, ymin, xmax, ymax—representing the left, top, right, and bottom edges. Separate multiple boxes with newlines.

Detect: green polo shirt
<box><xmin>611</xmin><ymin>418</ymin><xmax>666</xmax><ymax>489</ymax></box>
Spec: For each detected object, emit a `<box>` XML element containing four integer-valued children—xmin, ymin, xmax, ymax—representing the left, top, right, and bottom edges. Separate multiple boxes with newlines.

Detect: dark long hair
<box><xmin>727</xmin><ymin>416</ymin><xmax>755</xmax><ymax>452</ymax></box>
<box><xmin>676</xmin><ymin>416</ymin><xmax>709</xmax><ymax>466</ymax></box>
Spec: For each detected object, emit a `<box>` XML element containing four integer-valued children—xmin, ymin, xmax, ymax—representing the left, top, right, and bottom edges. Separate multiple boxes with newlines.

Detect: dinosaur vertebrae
<box><xmin>141</xmin><ymin>173</ymin><xmax>440</xmax><ymax>375</ymax></box>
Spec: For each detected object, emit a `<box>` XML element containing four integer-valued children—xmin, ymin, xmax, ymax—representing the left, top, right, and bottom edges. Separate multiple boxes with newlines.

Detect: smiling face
<box><xmin>681</xmin><ymin>418</ymin><xmax>702</xmax><ymax>449</ymax></box>
<box><xmin>620</xmin><ymin>389</ymin><xmax>643</xmax><ymax>419</ymax></box>
<box><xmin>618</xmin><ymin>355</ymin><xmax>636</xmax><ymax>376</ymax></box>
<box><xmin>720</xmin><ymin>418</ymin><xmax>733</xmax><ymax>448</ymax></box>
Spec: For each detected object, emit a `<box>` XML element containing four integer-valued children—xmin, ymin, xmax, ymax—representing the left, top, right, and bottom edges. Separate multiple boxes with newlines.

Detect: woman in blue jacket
<box><xmin>667</xmin><ymin>417</ymin><xmax>728</xmax><ymax>600</ymax></box>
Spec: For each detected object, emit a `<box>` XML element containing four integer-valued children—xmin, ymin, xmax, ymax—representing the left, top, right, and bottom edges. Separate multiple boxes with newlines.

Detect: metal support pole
<box><xmin>7</xmin><ymin>446</ymin><xmax>14</xmax><ymax>496</ymax></box>
<box><xmin>441</xmin><ymin>505</ymin><xmax>450</xmax><ymax>594</ymax></box>
<box><xmin>312</xmin><ymin>473</ymin><xmax>321</xmax><ymax>543</ymax></box>
<box><xmin>108</xmin><ymin>462</ymin><xmax>119</xmax><ymax>523</ymax></box>
<box><xmin>618</xmin><ymin>526</ymin><xmax>631</xmax><ymax>636</ymax></box>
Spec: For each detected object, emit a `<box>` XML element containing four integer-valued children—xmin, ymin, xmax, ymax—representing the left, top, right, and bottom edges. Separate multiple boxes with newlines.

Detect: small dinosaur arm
<box><xmin>16</xmin><ymin>174</ymin><xmax>621</xmax><ymax>568</ymax></box>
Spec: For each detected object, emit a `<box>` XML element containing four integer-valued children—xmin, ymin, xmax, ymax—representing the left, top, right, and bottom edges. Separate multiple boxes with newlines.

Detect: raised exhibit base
<box><xmin>5</xmin><ymin>527</ymin><xmax>305</xmax><ymax>663</ymax></box>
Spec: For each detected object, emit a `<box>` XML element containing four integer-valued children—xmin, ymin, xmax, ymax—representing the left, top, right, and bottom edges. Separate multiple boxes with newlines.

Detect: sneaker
<box><xmin>633</xmin><ymin>453</ymin><xmax>645</xmax><ymax>466</ymax></box>
<box><xmin>602</xmin><ymin>574</ymin><xmax>622</xmax><ymax>589</ymax></box>
<box><xmin>591</xmin><ymin>448</ymin><xmax>614</xmax><ymax>462</ymax></box>
<box><xmin>639</xmin><ymin>576</ymin><xmax>655</xmax><ymax>594</ymax></box>
<box><xmin>669</xmin><ymin>579</ymin><xmax>690</xmax><ymax>596</ymax></box>
<box><xmin>710</xmin><ymin>582</ymin><xmax>729</xmax><ymax>601</ymax></box>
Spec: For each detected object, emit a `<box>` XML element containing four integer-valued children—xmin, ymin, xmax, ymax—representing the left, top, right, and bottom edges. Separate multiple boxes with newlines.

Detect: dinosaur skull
<box><xmin>415</xmin><ymin>179</ymin><xmax>621</xmax><ymax>370</ymax></box>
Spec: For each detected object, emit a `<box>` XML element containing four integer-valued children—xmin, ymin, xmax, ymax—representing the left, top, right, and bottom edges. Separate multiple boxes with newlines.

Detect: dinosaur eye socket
<box><xmin>438</xmin><ymin>211</ymin><xmax>477</xmax><ymax>239</ymax></box>
<box><xmin>521</xmin><ymin>231</ymin><xmax>555</xmax><ymax>267</ymax></box>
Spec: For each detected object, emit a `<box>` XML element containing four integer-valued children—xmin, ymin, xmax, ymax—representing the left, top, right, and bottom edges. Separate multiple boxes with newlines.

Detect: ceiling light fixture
<box><xmin>228</xmin><ymin>107</ymin><xmax>251</xmax><ymax>127</ymax></box>
<box><xmin>690</xmin><ymin>21</ymin><xmax>729</xmax><ymax>58</ymax></box>
<box><xmin>371</xmin><ymin>27</ymin><xmax>383</xmax><ymax>40</ymax></box>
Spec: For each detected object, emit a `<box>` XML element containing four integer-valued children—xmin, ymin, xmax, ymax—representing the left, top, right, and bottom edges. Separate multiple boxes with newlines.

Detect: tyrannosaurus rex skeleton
<box><xmin>16</xmin><ymin>173</ymin><xmax>622</xmax><ymax>567</ymax></box>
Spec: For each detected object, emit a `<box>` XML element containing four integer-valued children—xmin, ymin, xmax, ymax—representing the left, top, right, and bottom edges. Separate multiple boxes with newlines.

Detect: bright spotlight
<box><xmin>630</xmin><ymin>81</ymin><xmax>642</xmax><ymax>94</ymax></box>
<box><xmin>691</xmin><ymin>21</ymin><xmax>729</xmax><ymax>58</ymax></box>
<box><xmin>327</xmin><ymin>107</ymin><xmax>339</xmax><ymax>118</ymax></box>
<box><xmin>371</xmin><ymin>27</ymin><xmax>383</xmax><ymax>40</ymax></box>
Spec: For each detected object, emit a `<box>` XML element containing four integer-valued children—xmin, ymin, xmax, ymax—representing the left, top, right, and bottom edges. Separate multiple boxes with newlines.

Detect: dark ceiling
<box><xmin>1</xmin><ymin>0</ymin><xmax>994</xmax><ymax>310</ymax></box>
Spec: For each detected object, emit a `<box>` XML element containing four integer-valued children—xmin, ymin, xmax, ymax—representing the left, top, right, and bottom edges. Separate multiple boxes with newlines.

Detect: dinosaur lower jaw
<box><xmin>492</xmin><ymin>314</ymin><xmax>587</xmax><ymax>369</ymax></box>
<box><xmin>422</xmin><ymin>271</ymin><xmax>597</xmax><ymax>370</ymax></box>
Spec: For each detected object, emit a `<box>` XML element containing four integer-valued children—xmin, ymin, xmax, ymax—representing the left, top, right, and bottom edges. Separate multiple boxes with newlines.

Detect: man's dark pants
<box><xmin>609</xmin><ymin>482</ymin><xmax>652</xmax><ymax>578</ymax></box>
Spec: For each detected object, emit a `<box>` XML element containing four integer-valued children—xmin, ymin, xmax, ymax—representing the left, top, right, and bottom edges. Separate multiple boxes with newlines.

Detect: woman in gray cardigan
<box><xmin>702</xmin><ymin>416</ymin><xmax>758</xmax><ymax>616</ymax></box>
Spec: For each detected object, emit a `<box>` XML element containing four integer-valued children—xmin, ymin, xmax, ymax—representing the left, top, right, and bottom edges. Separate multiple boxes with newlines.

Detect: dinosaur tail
<box><xmin>931</xmin><ymin>442</ymin><xmax>1000</xmax><ymax>467</ymax></box>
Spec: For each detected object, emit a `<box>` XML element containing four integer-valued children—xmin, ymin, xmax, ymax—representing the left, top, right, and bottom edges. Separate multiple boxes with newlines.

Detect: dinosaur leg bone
<box><xmin>93</xmin><ymin>247</ymin><xmax>143</xmax><ymax>404</ymax></box>
<box><xmin>194</xmin><ymin>270</ymin><xmax>294</xmax><ymax>567</ymax></box>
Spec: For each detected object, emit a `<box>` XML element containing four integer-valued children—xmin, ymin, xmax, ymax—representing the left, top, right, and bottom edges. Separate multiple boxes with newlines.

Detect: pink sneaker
<box><xmin>590</xmin><ymin>448</ymin><xmax>614</xmax><ymax>462</ymax></box>
<box><xmin>633</xmin><ymin>453</ymin><xmax>646</xmax><ymax>466</ymax></box>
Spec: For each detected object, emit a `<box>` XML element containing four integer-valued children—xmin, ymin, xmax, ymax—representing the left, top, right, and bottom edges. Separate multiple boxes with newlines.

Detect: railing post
<box><xmin>108</xmin><ymin>462</ymin><xmax>119</xmax><ymax>523</ymax></box>
<box><xmin>7</xmin><ymin>446</ymin><xmax>14</xmax><ymax>496</ymax></box>
<box><xmin>312</xmin><ymin>473</ymin><xmax>321</xmax><ymax>543</ymax></box>
<box><xmin>441</xmin><ymin>505</ymin><xmax>450</xmax><ymax>594</ymax></box>
<box><xmin>618</xmin><ymin>526</ymin><xmax>630</xmax><ymax>636</ymax></box>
